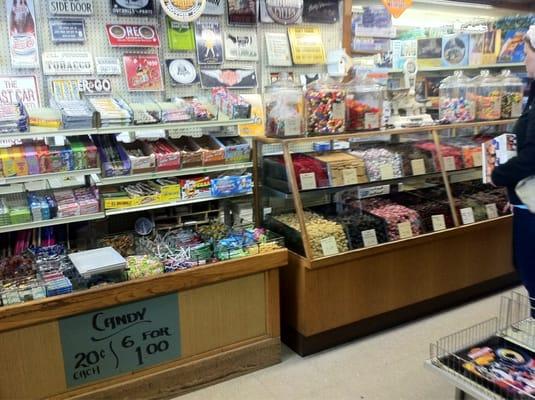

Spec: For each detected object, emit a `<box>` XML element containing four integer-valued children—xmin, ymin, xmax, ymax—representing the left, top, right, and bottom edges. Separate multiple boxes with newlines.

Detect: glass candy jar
<box><xmin>345</xmin><ymin>75</ymin><xmax>384</xmax><ymax>131</ymax></box>
<box><xmin>265</xmin><ymin>73</ymin><xmax>305</xmax><ymax>138</ymax></box>
<box><xmin>305</xmin><ymin>76</ymin><xmax>345</xmax><ymax>135</ymax></box>
<box><xmin>438</xmin><ymin>71</ymin><xmax>476</xmax><ymax>123</ymax></box>
<box><xmin>473</xmin><ymin>70</ymin><xmax>502</xmax><ymax>121</ymax></box>
<box><xmin>500</xmin><ymin>69</ymin><xmax>524</xmax><ymax>119</ymax></box>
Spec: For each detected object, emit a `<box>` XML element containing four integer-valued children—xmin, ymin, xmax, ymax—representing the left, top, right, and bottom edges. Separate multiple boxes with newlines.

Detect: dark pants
<box><xmin>513</xmin><ymin>207</ymin><xmax>535</xmax><ymax>316</ymax></box>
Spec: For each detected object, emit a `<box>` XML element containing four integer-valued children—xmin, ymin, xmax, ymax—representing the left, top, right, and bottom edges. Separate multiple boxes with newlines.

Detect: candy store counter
<box><xmin>280</xmin><ymin>217</ymin><xmax>515</xmax><ymax>356</ymax></box>
<box><xmin>0</xmin><ymin>249</ymin><xmax>287</xmax><ymax>399</ymax></box>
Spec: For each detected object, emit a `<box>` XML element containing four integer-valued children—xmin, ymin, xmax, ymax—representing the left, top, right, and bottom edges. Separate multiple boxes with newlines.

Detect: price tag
<box><xmin>364</xmin><ymin>113</ymin><xmax>380</xmax><ymax>130</ymax></box>
<box><xmin>300</xmin><ymin>173</ymin><xmax>317</xmax><ymax>190</ymax></box>
<box><xmin>486</xmin><ymin>203</ymin><xmax>498</xmax><ymax>219</ymax></box>
<box><xmin>361</xmin><ymin>229</ymin><xmax>378</xmax><ymax>247</ymax></box>
<box><xmin>0</xmin><ymin>178</ymin><xmax>6</xmax><ymax>185</ymax></box>
<box><xmin>284</xmin><ymin>118</ymin><xmax>301</xmax><ymax>136</ymax></box>
<box><xmin>263</xmin><ymin>207</ymin><xmax>272</xmax><ymax>217</ymax></box>
<box><xmin>411</xmin><ymin>159</ymin><xmax>426</xmax><ymax>176</ymax></box>
<box><xmin>320</xmin><ymin>236</ymin><xmax>339</xmax><ymax>256</ymax></box>
<box><xmin>443</xmin><ymin>156</ymin><xmax>456</xmax><ymax>171</ymax></box>
<box><xmin>332</xmin><ymin>103</ymin><xmax>345</xmax><ymax>120</ymax></box>
<box><xmin>460</xmin><ymin>207</ymin><xmax>475</xmax><ymax>225</ymax></box>
<box><xmin>431</xmin><ymin>214</ymin><xmax>446</xmax><ymax>231</ymax></box>
<box><xmin>380</xmin><ymin>164</ymin><xmax>394</xmax><ymax>180</ymax></box>
<box><xmin>397</xmin><ymin>221</ymin><xmax>413</xmax><ymax>239</ymax></box>
<box><xmin>472</xmin><ymin>152</ymin><xmax>482</xmax><ymax>167</ymax></box>
<box><xmin>342</xmin><ymin>168</ymin><xmax>358</xmax><ymax>185</ymax></box>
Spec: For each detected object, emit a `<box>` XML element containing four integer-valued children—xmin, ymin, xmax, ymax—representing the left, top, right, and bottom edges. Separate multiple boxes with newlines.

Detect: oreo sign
<box><xmin>266</xmin><ymin>0</ymin><xmax>303</xmax><ymax>24</ymax></box>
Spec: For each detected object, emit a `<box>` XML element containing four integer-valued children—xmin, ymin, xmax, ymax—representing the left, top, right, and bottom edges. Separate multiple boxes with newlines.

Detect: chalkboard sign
<box><xmin>59</xmin><ymin>293</ymin><xmax>181</xmax><ymax>388</ymax></box>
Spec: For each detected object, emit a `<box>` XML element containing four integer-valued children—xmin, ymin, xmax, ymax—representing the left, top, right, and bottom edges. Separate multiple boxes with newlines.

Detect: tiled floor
<box><xmin>178</xmin><ymin>288</ymin><xmax>520</xmax><ymax>400</ymax></box>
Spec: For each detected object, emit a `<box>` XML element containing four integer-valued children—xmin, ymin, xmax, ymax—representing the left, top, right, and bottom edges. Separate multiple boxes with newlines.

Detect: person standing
<box><xmin>491</xmin><ymin>26</ymin><xmax>535</xmax><ymax>308</ymax></box>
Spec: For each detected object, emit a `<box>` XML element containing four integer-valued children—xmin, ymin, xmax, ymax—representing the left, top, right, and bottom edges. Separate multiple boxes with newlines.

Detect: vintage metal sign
<box><xmin>0</xmin><ymin>76</ymin><xmax>40</xmax><ymax>109</ymax></box>
<box><xmin>47</xmin><ymin>0</ymin><xmax>94</xmax><ymax>16</ymax></box>
<box><xmin>265</xmin><ymin>0</ymin><xmax>303</xmax><ymax>24</ymax></box>
<box><xmin>6</xmin><ymin>0</ymin><xmax>40</xmax><ymax>69</ymax></box>
<box><xmin>106</xmin><ymin>24</ymin><xmax>160</xmax><ymax>47</ymax></box>
<box><xmin>50</xmin><ymin>19</ymin><xmax>86</xmax><ymax>43</ymax></box>
<box><xmin>160</xmin><ymin>0</ymin><xmax>206</xmax><ymax>22</ymax></box>
<box><xmin>111</xmin><ymin>0</ymin><xmax>155</xmax><ymax>16</ymax></box>
<box><xmin>42</xmin><ymin>51</ymin><xmax>94</xmax><ymax>75</ymax></box>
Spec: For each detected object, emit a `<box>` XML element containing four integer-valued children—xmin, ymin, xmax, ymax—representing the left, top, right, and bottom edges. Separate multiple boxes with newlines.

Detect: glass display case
<box><xmin>254</xmin><ymin>120</ymin><xmax>514</xmax><ymax>261</ymax></box>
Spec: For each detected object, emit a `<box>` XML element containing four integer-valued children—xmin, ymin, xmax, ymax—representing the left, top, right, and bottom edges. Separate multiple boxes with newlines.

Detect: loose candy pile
<box><xmin>305</xmin><ymin>89</ymin><xmax>345</xmax><ymax>134</ymax></box>
<box><xmin>126</xmin><ymin>255</ymin><xmax>163</xmax><ymax>279</ymax></box>
<box><xmin>274</xmin><ymin>211</ymin><xmax>349</xmax><ymax>258</ymax></box>
<box><xmin>439</xmin><ymin>97</ymin><xmax>475</xmax><ymax>122</ymax></box>
<box><xmin>346</xmin><ymin>100</ymin><xmax>381</xmax><ymax>131</ymax></box>
<box><xmin>501</xmin><ymin>92</ymin><xmax>523</xmax><ymax>119</ymax></box>
<box><xmin>476</xmin><ymin>91</ymin><xmax>502</xmax><ymax>121</ymax></box>
<box><xmin>336</xmin><ymin>212</ymin><xmax>389</xmax><ymax>249</ymax></box>
<box><xmin>351</xmin><ymin>148</ymin><xmax>404</xmax><ymax>182</ymax></box>
<box><xmin>362</xmin><ymin>199</ymin><xmax>422</xmax><ymax>241</ymax></box>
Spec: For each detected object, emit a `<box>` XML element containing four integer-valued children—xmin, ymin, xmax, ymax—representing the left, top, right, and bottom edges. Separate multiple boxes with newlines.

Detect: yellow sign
<box><xmin>288</xmin><ymin>27</ymin><xmax>326</xmax><ymax>65</ymax></box>
<box><xmin>382</xmin><ymin>0</ymin><xmax>413</xmax><ymax>18</ymax></box>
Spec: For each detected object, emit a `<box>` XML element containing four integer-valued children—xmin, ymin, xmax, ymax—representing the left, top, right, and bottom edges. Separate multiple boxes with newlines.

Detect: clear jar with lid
<box><xmin>265</xmin><ymin>73</ymin><xmax>305</xmax><ymax>138</ymax></box>
<box><xmin>439</xmin><ymin>71</ymin><xmax>476</xmax><ymax>123</ymax></box>
<box><xmin>305</xmin><ymin>75</ymin><xmax>345</xmax><ymax>135</ymax></box>
<box><xmin>500</xmin><ymin>69</ymin><xmax>524</xmax><ymax>119</ymax></box>
<box><xmin>345</xmin><ymin>75</ymin><xmax>384</xmax><ymax>131</ymax></box>
<box><xmin>473</xmin><ymin>70</ymin><xmax>502</xmax><ymax>121</ymax></box>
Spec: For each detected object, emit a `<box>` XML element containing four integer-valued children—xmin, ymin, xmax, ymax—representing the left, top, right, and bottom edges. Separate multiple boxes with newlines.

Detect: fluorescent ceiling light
<box><xmin>412</xmin><ymin>0</ymin><xmax>494</xmax><ymax>10</ymax></box>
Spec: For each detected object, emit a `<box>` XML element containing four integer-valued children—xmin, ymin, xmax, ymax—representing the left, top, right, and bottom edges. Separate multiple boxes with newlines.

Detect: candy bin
<box><xmin>305</xmin><ymin>76</ymin><xmax>345</xmax><ymax>135</ymax></box>
<box><xmin>438</xmin><ymin>71</ymin><xmax>476</xmax><ymax>123</ymax></box>
<box><xmin>499</xmin><ymin>69</ymin><xmax>523</xmax><ymax>119</ymax></box>
<box><xmin>345</xmin><ymin>75</ymin><xmax>383</xmax><ymax>131</ymax></box>
<box><xmin>265</xmin><ymin>73</ymin><xmax>305</xmax><ymax>138</ymax></box>
<box><xmin>473</xmin><ymin>70</ymin><xmax>502</xmax><ymax>121</ymax></box>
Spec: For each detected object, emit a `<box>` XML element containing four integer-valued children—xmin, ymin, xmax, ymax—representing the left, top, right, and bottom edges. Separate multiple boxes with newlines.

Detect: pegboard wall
<box><xmin>0</xmin><ymin>1</ymin><xmax>344</xmax><ymax>108</ymax></box>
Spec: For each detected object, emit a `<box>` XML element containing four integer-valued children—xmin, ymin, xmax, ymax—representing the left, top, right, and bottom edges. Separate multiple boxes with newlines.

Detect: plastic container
<box><xmin>345</xmin><ymin>75</ymin><xmax>384</xmax><ymax>131</ymax></box>
<box><xmin>305</xmin><ymin>75</ymin><xmax>345</xmax><ymax>135</ymax></box>
<box><xmin>265</xmin><ymin>73</ymin><xmax>305</xmax><ymax>138</ymax></box>
<box><xmin>499</xmin><ymin>69</ymin><xmax>524</xmax><ymax>119</ymax></box>
<box><xmin>473</xmin><ymin>70</ymin><xmax>502</xmax><ymax>121</ymax></box>
<box><xmin>438</xmin><ymin>71</ymin><xmax>476</xmax><ymax>123</ymax></box>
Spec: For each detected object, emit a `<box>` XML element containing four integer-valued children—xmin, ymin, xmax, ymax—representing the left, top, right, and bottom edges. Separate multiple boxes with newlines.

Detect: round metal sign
<box><xmin>160</xmin><ymin>0</ymin><xmax>206</xmax><ymax>22</ymax></box>
<box><xmin>168</xmin><ymin>59</ymin><xmax>197</xmax><ymax>84</ymax></box>
<box><xmin>266</xmin><ymin>0</ymin><xmax>303</xmax><ymax>25</ymax></box>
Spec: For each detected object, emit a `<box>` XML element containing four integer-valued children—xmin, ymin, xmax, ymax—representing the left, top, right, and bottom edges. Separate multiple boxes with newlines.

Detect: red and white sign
<box><xmin>382</xmin><ymin>0</ymin><xmax>412</xmax><ymax>18</ymax></box>
<box><xmin>6</xmin><ymin>0</ymin><xmax>40</xmax><ymax>69</ymax></box>
<box><xmin>0</xmin><ymin>76</ymin><xmax>40</xmax><ymax>109</ymax></box>
<box><xmin>123</xmin><ymin>54</ymin><xmax>163</xmax><ymax>92</ymax></box>
<box><xmin>106</xmin><ymin>24</ymin><xmax>160</xmax><ymax>47</ymax></box>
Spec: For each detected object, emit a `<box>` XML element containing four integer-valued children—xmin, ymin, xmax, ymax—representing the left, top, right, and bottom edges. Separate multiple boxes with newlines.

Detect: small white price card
<box><xmin>284</xmin><ymin>118</ymin><xmax>301</xmax><ymax>136</ymax></box>
<box><xmin>397</xmin><ymin>221</ymin><xmax>413</xmax><ymax>239</ymax></box>
<box><xmin>431</xmin><ymin>214</ymin><xmax>446</xmax><ymax>231</ymax></box>
<box><xmin>380</xmin><ymin>164</ymin><xmax>394</xmax><ymax>180</ymax></box>
<box><xmin>472</xmin><ymin>152</ymin><xmax>482</xmax><ymax>167</ymax></box>
<box><xmin>460</xmin><ymin>207</ymin><xmax>475</xmax><ymax>224</ymax></box>
<box><xmin>443</xmin><ymin>156</ymin><xmax>456</xmax><ymax>171</ymax></box>
<box><xmin>321</xmin><ymin>236</ymin><xmax>339</xmax><ymax>256</ymax></box>
<box><xmin>342</xmin><ymin>168</ymin><xmax>358</xmax><ymax>185</ymax></box>
<box><xmin>361</xmin><ymin>229</ymin><xmax>378</xmax><ymax>247</ymax></box>
<box><xmin>300</xmin><ymin>172</ymin><xmax>317</xmax><ymax>190</ymax></box>
<box><xmin>486</xmin><ymin>203</ymin><xmax>498</xmax><ymax>219</ymax></box>
<box><xmin>411</xmin><ymin>159</ymin><xmax>426</xmax><ymax>176</ymax></box>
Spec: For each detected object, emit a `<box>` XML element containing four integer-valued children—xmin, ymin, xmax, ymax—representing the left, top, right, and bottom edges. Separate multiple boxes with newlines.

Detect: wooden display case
<box><xmin>0</xmin><ymin>250</ymin><xmax>287</xmax><ymax>399</ymax></box>
<box><xmin>255</xmin><ymin>121</ymin><xmax>517</xmax><ymax>356</ymax></box>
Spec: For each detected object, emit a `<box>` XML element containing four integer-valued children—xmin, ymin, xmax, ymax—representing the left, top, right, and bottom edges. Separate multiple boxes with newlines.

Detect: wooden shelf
<box><xmin>0</xmin><ymin>249</ymin><xmax>288</xmax><ymax>333</ymax></box>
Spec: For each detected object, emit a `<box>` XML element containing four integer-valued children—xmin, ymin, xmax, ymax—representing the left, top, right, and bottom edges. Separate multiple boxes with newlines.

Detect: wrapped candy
<box><xmin>305</xmin><ymin>76</ymin><xmax>345</xmax><ymax>135</ymax></box>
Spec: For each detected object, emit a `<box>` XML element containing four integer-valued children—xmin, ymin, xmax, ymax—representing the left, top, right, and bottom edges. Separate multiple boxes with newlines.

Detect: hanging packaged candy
<box><xmin>305</xmin><ymin>75</ymin><xmax>345</xmax><ymax>135</ymax></box>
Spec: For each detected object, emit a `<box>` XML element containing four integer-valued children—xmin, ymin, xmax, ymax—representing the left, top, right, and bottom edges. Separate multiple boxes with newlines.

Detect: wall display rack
<box><xmin>254</xmin><ymin>119</ymin><xmax>517</xmax><ymax>355</ymax></box>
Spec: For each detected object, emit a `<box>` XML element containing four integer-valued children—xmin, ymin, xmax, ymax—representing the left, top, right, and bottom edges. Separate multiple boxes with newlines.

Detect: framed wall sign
<box><xmin>111</xmin><ymin>0</ymin><xmax>155</xmax><ymax>16</ymax></box>
<box><xmin>42</xmin><ymin>51</ymin><xmax>94</xmax><ymax>75</ymax></box>
<box><xmin>0</xmin><ymin>76</ymin><xmax>40</xmax><ymax>109</ymax></box>
<box><xmin>47</xmin><ymin>0</ymin><xmax>94</xmax><ymax>16</ymax></box>
<box><xmin>106</xmin><ymin>24</ymin><xmax>160</xmax><ymax>47</ymax></box>
<box><xmin>6</xmin><ymin>0</ymin><xmax>40</xmax><ymax>69</ymax></box>
<box><xmin>49</xmin><ymin>19</ymin><xmax>86</xmax><ymax>43</ymax></box>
